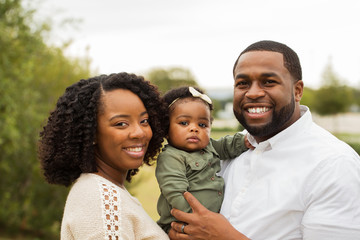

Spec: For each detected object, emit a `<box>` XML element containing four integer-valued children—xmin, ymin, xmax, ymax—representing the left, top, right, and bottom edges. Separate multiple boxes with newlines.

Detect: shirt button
<box><xmin>211</xmin><ymin>177</ymin><xmax>215</xmax><ymax>181</ymax></box>
<box><xmin>195</xmin><ymin>162</ymin><xmax>199</xmax><ymax>167</ymax></box>
<box><xmin>218</xmin><ymin>191</ymin><xmax>222</xmax><ymax>196</ymax></box>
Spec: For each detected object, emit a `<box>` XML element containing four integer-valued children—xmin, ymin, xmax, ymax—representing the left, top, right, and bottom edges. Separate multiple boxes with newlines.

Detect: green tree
<box><xmin>0</xmin><ymin>0</ymin><xmax>92</xmax><ymax>238</ymax></box>
<box><xmin>300</xmin><ymin>86</ymin><xmax>316</xmax><ymax>110</ymax></box>
<box><xmin>351</xmin><ymin>87</ymin><xmax>360</xmax><ymax>110</ymax></box>
<box><xmin>312</xmin><ymin>61</ymin><xmax>354</xmax><ymax>115</ymax></box>
<box><xmin>146</xmin><ymin>67</ymin><xmax>198</xmax><ymax>94</ymax></box>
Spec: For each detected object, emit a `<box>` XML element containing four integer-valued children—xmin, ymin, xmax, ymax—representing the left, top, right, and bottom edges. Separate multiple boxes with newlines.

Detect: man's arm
<box><xmin>168</xmin><ymin>192</ymin><xmax>250</xmax><ymax>240</ymax></box>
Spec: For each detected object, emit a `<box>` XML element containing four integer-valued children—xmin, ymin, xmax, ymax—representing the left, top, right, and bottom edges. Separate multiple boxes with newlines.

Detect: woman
<box><xmin>38</xmin><ymin>72</ymin><xmax>169</xmax><ymax>239</ymax></box>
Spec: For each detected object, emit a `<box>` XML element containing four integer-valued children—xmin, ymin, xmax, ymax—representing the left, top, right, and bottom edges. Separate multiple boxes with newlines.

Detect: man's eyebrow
<box><xmin>261</xmin><ymin>72</ymin><xmax>279</xmax><ymax>78</ymax></box>
<box><xmin>235</xmin><ymin>72</ymin><xmax>279</xmax><ymax>79</ymax></box>
<box><xmin>234</xmin><ymin>73</ymin><xmax>248</xmax><ymax>80</ymax></box>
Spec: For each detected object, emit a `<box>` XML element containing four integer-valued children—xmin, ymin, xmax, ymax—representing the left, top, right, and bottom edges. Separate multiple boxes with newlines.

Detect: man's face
<box><xmin>233</xmin><ymin>51</ymin><xmax>303</xmax><ymax>142</ymax></box>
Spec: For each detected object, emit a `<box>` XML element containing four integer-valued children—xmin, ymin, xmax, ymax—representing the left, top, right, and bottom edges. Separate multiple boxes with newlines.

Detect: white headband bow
<box><xmin>188</xmin><ymin>87</ymin><xmax>212</xmax><ymax>105</ymax></box>
<box><xmin>168</xmin><ymin>87</ymin><xmax>212</xmax><ymax>108</ymax></box>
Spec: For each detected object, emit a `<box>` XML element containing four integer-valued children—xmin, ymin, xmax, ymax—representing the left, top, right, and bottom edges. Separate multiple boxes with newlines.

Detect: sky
<box><xmin>35</xmin><ymin>0</ymin><xmax>360</xmax><ymax>90</ymax></box>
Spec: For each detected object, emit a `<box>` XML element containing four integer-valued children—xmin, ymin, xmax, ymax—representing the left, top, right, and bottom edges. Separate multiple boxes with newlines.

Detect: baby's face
<box><xmin>168</xmin><ymin>98</ymin><xmax>211</xmax><ymax>152</ymax></box>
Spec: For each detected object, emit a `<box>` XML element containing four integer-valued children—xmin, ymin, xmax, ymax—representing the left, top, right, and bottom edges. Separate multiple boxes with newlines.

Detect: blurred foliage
<box><xmin>311</xmin><ymin>61</ymin><xmax>354</xmax><ymax>115</ymax></box>
<box><xmin>352</xmin><ymin>88</ymin><xmax>360</xmax><ymax>109</ymax></box>
<box><xmin>145</xmin><ymin>66</ymin><xmax>222</xmax><ymax>116</ymax></box>
<box><xmin>300</xmin><ymin>87</ymin><xmax>316</xmax><ymax>109</ymax></box>
<box><xmin>146</xmin><ymin>67</ymin><xmax>198</xmax><ymax>95</ymax></box>
<box><xmin>211</xmin><ymin>98</ymin><xmax>221</xmax><ymax>119</ymax></box>
<box><xmin>0</xmin><ymin>0</ymin><xmax>92</xmax><ymax>238</ymax></box>
<box><xmin>348</xmin><ymin>142</ymin><xmax>360</xmax><ymax>155</ymax></box>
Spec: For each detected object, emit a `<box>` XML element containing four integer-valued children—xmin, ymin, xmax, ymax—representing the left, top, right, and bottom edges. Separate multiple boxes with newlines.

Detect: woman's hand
<box><xmin>168</xmin><ymin>192</ymin><xmax>249</xmax><ymax>240</ymax></box>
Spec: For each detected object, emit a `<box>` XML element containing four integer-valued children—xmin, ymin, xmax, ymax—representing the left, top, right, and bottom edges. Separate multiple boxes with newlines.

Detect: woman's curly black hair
<box><xmin>162</xmin><ymin>86</ymin><xmax>213</xmax><ymax>135</ymax></box>
<box><xmin>38</xmin><ymin>72</ymin><xmax>167</xmax><ymax>187</ymax></box>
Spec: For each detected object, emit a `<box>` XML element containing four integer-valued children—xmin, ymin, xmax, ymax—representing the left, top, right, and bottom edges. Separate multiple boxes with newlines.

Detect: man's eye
<box><xmin>235</xmin><ymin>80</ymin><xmax>249</xmax><ymax>88</ymax></box>
<box><xmin>264</xmin><ymin>79</ymin><xmax>277</xmax><ymax>84</ymax></box>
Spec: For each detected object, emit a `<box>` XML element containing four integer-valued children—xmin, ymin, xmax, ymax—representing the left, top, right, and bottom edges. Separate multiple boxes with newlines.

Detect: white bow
<box><xmin>189</xmin><ymin>87</ymin><xmax>212</xmax><ymax>105</ymax></box>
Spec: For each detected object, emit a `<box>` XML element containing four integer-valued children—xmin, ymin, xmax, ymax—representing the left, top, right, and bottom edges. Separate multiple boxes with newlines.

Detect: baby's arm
<box><xmin>211</xmin><ymin>132</ymin><xmax>250</xmax><ymax>160</ymax></box>
<box><xmin>156</xmin><ymin>152</ymin><xmax>192</xmax><ymax>213</ymax></box>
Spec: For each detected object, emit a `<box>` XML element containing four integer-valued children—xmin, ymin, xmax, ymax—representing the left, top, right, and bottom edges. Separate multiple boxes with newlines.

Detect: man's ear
<box><xmin>294</xmin><ymin>80</ymin><xmax>304</xmax><ymax>102</ymax></box>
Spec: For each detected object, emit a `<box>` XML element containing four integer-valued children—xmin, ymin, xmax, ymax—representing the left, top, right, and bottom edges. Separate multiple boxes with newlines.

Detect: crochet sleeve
<box><xmin>98</xmin><ymin>180</ymin><xmax>123</xmax><ymax>239</ymax></box>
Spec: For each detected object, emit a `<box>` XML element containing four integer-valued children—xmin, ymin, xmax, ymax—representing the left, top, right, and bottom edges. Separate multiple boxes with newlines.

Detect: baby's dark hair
<box><xmin>233</xmin><ymin>40</ymin><xmax>302</xmax><ymax>82</ymax></box>
<box><xmin>38</xmin><ymin>72</ymin><xmax>167</xmax><ymax>186</ymax></box>
<box><xmin>162</xmin><ymin>86</ymin><xmax>213</xmax><ymax>134</ymax></box>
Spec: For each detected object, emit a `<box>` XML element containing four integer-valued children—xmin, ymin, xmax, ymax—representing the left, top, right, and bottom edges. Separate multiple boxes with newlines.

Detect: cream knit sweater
<box><xmin>61</xmin><ymin>173</ymin><xmax>169</xmax><ymax>240</ymax></box>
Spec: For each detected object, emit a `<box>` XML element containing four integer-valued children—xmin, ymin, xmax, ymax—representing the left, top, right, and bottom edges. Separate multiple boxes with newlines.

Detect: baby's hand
<box><xmin>245</xmin><ymin>135</ymin><xmax>255</xmax><ymax>150</ymax></box>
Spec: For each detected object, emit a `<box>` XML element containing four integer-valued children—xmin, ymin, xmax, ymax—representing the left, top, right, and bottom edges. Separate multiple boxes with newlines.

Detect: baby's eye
<box><xmin>199</xmin><ymin>123</ymin><xmax>207</xmax><ymax>128</ymax></box>
<box><xmin>179</xmin><ymin>121</ymin><xmax>189</xmax><ymax>126</ymax></box>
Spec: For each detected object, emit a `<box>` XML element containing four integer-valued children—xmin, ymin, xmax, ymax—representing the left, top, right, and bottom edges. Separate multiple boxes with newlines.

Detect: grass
<box><xmin>128</xmin><ymin>165</ymin><xmax>161</xmax><ymax>221</ymax></box>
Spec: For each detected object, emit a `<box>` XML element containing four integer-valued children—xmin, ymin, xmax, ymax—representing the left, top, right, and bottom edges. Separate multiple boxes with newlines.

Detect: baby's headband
<box><xmin>168</xmin><ymin>87</ymin><xmax>212</xmax><ymax>109</ymax></box>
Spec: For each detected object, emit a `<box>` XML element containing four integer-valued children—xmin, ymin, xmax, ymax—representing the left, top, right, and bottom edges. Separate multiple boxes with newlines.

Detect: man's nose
<box><xmin>245</xmin><ymin>83</ymin><xmax>265</xmax><ymax>99</ymax></box>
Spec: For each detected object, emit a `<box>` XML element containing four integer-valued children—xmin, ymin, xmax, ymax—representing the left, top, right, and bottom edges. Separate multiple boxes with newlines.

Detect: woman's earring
<box><xmin>93</xmin><ymin>141</ymin><xmax>96</xmax><ymax>145</ymax></box>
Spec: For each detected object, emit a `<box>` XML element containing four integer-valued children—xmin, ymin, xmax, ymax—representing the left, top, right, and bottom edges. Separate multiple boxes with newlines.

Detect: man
<box><xmin>169</xmin><ymin>40</ymin><xmax>360</xmax><ymax>240</ymax></box>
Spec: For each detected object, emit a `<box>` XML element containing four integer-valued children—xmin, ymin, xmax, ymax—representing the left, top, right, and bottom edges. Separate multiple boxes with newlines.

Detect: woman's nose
<box><xmin>130</xmin><ymin>124</ymin><xmax>146</xmax><ymax>138</ymax></box>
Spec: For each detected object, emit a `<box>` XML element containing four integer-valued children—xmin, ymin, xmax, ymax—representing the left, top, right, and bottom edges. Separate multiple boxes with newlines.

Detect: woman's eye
<box><xmin>141</xmin><ymin>118</ymin><xmax>150</xmax><ymax>125</ymax></box>
<box><xmin>115</xmin><ymin>122</ymin><xmax>127</xmax><ymax>127</ymax></box>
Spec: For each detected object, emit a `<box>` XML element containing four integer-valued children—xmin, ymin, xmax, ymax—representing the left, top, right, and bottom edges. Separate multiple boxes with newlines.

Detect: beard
<box><xmin>234</xmin><ymin>96</ymin><xmax>295</xmax><ymax>139</ymax></box>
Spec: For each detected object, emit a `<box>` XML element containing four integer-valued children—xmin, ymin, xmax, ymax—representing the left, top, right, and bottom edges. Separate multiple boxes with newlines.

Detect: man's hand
<box><xmin>168</xmin><ymin>192</ymin><xmax>249</xmax><ymax>240</ymax></box>
<box><xmin>245</xmin><ymin>134</ymin><xmax>254</xmax><ymax>150</ymax></box>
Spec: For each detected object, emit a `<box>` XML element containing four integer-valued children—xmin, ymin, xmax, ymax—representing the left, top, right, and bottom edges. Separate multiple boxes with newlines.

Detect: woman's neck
<box><xmin>95</xmin><ymin>154</ymin><xmax>126</xmax><ymax>188</ymax></box>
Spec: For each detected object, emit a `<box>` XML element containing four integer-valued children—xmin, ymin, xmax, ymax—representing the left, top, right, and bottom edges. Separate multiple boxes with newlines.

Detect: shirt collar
<box><xmin>247</xmin><ymin>105</ymin><xmax>312</xmax><ymax>150</ymax></box>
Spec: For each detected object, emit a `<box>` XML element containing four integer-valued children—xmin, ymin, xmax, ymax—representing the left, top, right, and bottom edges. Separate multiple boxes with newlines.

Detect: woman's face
<box><xmin>95</xmin><ymin>89</ymin><xmax>153</xmax><ymax>177</ymax></box>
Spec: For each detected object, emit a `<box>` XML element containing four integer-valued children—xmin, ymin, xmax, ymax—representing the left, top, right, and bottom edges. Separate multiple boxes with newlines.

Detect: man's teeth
<box><xmin>248</xmin><ymin>107</ymin><xmax>269</xmax><ymax>113</ymax></box>
<box><xmin>126</xmin><ymin>147</ymin><xmax>142</xmax><ymax>152</ymax></box>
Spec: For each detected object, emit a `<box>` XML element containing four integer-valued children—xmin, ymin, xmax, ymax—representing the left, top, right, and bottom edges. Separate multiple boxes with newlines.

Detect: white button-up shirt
<box><xmin>219</xmin><ymin>106</ymin><xmax>360</xmax><ymax>240</ymax></box>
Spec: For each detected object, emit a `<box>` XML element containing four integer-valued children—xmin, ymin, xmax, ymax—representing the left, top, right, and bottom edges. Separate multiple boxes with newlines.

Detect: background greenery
<box><xmin>1</xmin><ymin>0</ymin><xmax>359</xmax><ymax>239</ymax></box>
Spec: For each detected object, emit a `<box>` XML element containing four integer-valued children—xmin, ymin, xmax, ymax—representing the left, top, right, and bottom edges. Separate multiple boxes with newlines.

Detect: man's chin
<box><xmin>238</xmin><ymin>119</ymin><xmax>273</xmax><ymax>138</ymax></box>
<box><xmin>245</xmin><ymin>125</ymin><xmax>268</xmax><ymax>137</ymax></box>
